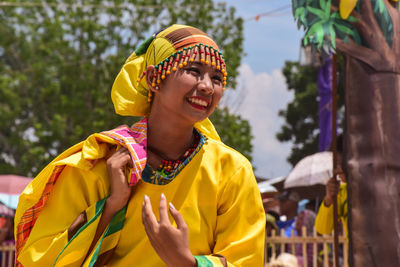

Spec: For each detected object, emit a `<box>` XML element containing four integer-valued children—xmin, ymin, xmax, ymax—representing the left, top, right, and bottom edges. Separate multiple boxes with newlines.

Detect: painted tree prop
<box><xmin>292</xmin><ymin>1</ymin><xmax>400</xmax><ymax>266</ymax></box>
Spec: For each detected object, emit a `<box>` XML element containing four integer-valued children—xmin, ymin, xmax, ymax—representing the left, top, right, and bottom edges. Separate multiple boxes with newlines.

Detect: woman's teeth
<box><xmin>188</xmin><ymin>98</ymin><xmax>208</xmax><ymax>107</ymax></box>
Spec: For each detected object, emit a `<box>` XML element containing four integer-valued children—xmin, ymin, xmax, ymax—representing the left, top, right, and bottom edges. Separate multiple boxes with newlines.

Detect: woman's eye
<box><xmin>186</xmin><ymin>67</ymin><xmax>200</xmax><ymax>74</ymax></box>
<box><xmin>213</xmin><ymin>76</ymin><xmax>223</xmax><ymax>82</ymax></box>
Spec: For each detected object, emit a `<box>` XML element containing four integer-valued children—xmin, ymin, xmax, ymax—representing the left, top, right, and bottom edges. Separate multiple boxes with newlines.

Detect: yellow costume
<box><xmin>15</xmin><ymin>24</ymin><xmax>266</xmax><ymax>266</ymax></box>
<box><xmin>16</xmin><ymin>128</ymin><xmax>265</xmax><ymax>266</ymax></box>
<box><xmin>315</xmin><ymin>183</ymin><xmax>348</xmax><ymax>237</ymax></box>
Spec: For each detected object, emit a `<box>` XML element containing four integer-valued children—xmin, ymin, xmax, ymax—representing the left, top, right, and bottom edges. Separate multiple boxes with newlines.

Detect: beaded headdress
<box><xmin>135</xmin><ymin>26</ymin><xmax>228</xmax><ymax>102</ymax></box>
<box><xmin>111</xmin><ymin>24</ymin><xmax>226</xmax><ymax>141</ymax></box>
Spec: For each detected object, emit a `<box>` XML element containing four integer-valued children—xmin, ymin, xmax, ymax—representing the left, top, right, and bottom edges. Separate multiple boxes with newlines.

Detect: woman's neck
<box><xmin>147</xmin><ymin>113</ymin><xmax>194</xmax><ymax>160</ymax></box>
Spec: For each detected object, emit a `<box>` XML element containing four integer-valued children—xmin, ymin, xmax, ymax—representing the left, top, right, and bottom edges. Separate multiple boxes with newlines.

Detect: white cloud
<box><xmin>222</xmin><ymin>64</ymin><xmax>293</xmax><ymax>178</ymax></box>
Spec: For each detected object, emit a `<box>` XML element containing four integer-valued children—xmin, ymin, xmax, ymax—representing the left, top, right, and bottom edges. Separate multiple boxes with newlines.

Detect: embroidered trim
<box><xmin>142</xmin><ymin>131</ymin><xmax>206</xmax><ymax>185</ymax></box>
<box><xmin>194</xmin><ymin>255</ymin><xmax>213</xmax><ymax>267</ymax></box>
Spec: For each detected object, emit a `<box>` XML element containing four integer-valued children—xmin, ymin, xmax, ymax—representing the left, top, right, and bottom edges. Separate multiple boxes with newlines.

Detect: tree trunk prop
<box><xmin>337</xmin><ymin>1</ymin><xmax>400</xmax><ymax>266</ymax></box>
<box><xmin>344</xmin><ymin>56</ymin><xmax>400</xmax><ymax>267</ymax></box>
<box><xmin>292</xmin><ymin>0</ymin><xmax>400</xmax><ymax>265</ymax></box>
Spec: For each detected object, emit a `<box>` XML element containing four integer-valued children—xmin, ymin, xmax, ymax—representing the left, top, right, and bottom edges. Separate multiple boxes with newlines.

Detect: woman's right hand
<box><xmin>323</xmin><ymin>177</ymin><xmax>340</xmax><ymax>207</ymax></box>
<box><xmin>105</xmin><ymin>146</ymin><xmax>133</xmax><ymax>211</ymax></box>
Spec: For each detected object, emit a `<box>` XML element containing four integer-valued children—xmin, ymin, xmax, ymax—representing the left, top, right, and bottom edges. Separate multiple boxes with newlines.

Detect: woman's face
<box><xmin>150</xmin><ymin>54</ymin><xmax>224</xmax><ymax>124</ymax></box>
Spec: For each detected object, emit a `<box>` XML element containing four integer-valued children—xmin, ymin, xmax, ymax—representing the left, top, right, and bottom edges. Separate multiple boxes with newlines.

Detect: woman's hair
<box><xmin>328</xmin><ymin>133</ymin><xmax>343</xmax><ymax>153</ymax></box>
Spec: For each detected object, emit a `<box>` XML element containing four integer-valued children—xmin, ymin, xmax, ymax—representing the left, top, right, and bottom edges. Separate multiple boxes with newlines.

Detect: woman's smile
<box><xmin>186</xmin><ymin>96</ymin><xmax>210</xmax><ymax>110</ymax></box>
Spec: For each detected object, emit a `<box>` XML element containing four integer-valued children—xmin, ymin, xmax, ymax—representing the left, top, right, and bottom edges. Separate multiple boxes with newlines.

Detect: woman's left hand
<box><xmin>141</xmin><ymin>194</ymin><xmax>196</xmax><ymax>267</ymax></box>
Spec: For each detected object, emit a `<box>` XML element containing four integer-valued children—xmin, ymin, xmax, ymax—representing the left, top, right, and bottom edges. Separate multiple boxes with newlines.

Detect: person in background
<box><xmin>277</xmin><ymin>190</ymin><xmax>300</xmax><ymax>237</ymax></box>
<box><xmin>0</xmin><ymin>202</ymin><xmax>15</xmax><ymax>266</ymax></box>
<box><xmin>265</xmin><ymin>212</ymin><xmax>280</xmax><ymax>262</ymax></box>
<box><xmin>267</xmin><ymin>210</ymin><xmax>280</xmax><ymax>224</ymax></box>
<box><xmin>266</xmin><ymin>213</ymin><xmax>279</xmax><ymax>237</ymax></box>
<box><xmin>315</xmin><ymin>134</ymin><xmax>348</xmax><ymax>237</ymax></box>
<box><xmin>294</xmin><ymin>209</ymin><xmax>316</xmax><ymax>267</ymax></box>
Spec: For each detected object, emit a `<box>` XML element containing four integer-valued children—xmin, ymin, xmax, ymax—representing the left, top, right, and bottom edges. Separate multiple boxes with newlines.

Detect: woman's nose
<box><xmin>197</xmin><ymin>75</ymin><xmax>214</xmax><ymax>95</ymax></box>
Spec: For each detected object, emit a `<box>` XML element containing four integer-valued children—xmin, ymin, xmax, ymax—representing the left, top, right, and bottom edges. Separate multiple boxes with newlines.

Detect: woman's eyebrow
<box><xmin>189</xmin><ymin>62</ymin><xmax>223</xmax><ymax>77</ymax></box>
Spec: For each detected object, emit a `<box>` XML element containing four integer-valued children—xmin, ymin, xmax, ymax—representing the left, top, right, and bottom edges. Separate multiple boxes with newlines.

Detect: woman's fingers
<box><xmin>142</xmin><ymin>195</ymin><xmax>158</xmax><ymax>231</ymax></box>
<box><xmin>169</xmin><ymin>202</ymin><xmax>187</xmax><ymax>231</ymax></box>
<box><xmin>105</xmin><ymin>145</ymin><xmax>117</xmax><ymax>160</ymax></box>
<box><xmin>107</xmin><ymin>147</ymin><xmax>131</xmax><ymax>163</ymax></box>
<box><xmin>105</xmin><ymin>146</ymin><xmax>133</xmax><ymax>209</ymax></box>
<box><xmin>141</xmin><ymin>195</ymin><xmax>193</xmax><ymax>266</ymax></box>
<box><xmin>159</xmin><ymin>193</ymin><xmax>169</xmax><ymax>224</ymax></box>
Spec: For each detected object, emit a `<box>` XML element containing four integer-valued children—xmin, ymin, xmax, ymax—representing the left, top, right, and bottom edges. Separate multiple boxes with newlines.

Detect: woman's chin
<box><xmin>184</xmin><ymin>105</ymin><xmax>214</xmax><ymax>122</ymax></box>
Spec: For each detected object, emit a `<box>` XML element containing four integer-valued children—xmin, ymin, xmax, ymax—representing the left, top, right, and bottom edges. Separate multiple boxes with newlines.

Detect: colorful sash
<box><xmin>15</xmin><ymin>118</ymin><xmax>148</xmax><ymax>266</ymax></box>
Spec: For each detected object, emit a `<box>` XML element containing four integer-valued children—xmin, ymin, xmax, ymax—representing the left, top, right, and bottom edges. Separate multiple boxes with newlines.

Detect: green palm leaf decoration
<box><xmin>292</xmin><ymin>0</ymin><xmax>396</xmax><ymax>53</ymax></box>
<box><xmin>372</xmin><ymin>0</ymin><xmax>394</xmax><ymax>46</ymax></box>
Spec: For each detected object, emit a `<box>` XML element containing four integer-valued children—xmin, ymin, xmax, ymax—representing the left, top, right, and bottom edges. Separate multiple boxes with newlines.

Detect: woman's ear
<box><xmin>145</xmin><ymin>65</ymin><xmax>159</xmax><ymax>93</ymax></box>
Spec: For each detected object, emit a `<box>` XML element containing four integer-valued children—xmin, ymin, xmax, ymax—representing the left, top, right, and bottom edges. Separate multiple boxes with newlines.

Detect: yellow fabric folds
<box><xmin>16</xmin><ymin>132</ymin><xmax>265</xmax><ymax>266</ymax></box>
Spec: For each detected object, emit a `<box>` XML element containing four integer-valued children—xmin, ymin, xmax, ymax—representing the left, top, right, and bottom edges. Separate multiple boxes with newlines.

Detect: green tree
<box><xmin>276</xmin><ymin>60</ymin><xmax>344</xmax><ymax>166</ymax></box>
<box><xmin>0</xmin><ymin>0</ymin><xmax>250</xmax><ymax>176</ymax></box>
<box><xmin>210</xmin><ymin>107</ymin><xmax>253</xmax><ymax>162</ymax></box>
<box><xmin>276</xmin><ymin>61</ymin><xmax>319</xmax><ymax>166</ymax></box>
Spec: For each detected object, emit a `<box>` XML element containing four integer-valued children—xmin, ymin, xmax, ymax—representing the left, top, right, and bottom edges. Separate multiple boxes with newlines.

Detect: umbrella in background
<box><xmin>0</xmin><ymin>202</ymin><xmax>15</xmax><ymax>218</ymax></box>
<box><xmin>283</xmin><ymin>151</ymin><xmax>333</xmax><ymax>199</ymax></box>
<box><xmin>0</xmin><ymin>175</ymin><xmax>32</xmax><ymax>194</ymax></box>
<box><xmin>0</xmin><ymin>175</ymin><xmax>32</xmax><ymax>209</ymax></box>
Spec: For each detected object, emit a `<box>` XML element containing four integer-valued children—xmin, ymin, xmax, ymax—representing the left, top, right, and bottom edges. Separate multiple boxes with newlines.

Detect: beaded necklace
<box><xmin>149</xmin><ymin>131</ymin><xmax>200</xmax><ymax>176</ymax></box>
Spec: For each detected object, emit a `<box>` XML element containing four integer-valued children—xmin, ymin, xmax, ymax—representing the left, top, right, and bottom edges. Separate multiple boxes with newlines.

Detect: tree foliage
<box><xmin>0</xmin><ymin>0</ymin><xmax>250</xmax><ymax>176</ymax></box>
<box><xmin>276</xmin><ymin>60</ymin><xmax>344</xmax><ymax>166</ymax></box>
<box><xmin>292</xmin><ymin>0</ymin><xmax>399</xmax><ymax>53</ymax></box>
<box><xmin>210</xmin><ymin>107</ymin><xmax>253</xmax><ymax>162</ymax></box>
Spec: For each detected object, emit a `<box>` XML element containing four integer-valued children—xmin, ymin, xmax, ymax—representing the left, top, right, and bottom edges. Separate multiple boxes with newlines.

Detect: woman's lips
<box><xmin>187</xmin><ymin>97</ymin><xmax>210</xmax><ymax>110</ymax></box>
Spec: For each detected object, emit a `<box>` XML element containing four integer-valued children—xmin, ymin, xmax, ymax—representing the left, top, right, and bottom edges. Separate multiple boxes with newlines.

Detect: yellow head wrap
<box><xmin>111</xmin><ymin>24</ymin><xmax>227</xmax><ymax>141</ymax></box>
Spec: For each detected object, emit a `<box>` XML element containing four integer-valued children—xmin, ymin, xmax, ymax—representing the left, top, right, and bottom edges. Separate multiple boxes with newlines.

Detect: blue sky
<box><xmin>219</xmin><ymin>0</ymin><xmax>305</xmax><ymax>178</ymax></box>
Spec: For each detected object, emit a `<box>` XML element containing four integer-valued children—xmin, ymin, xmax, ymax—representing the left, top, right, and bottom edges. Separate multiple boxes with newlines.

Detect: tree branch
<box><xmin>360</xmin><ymin>0</ymin><xmax>392</xmax><ymax>53</ymax></box>
<box><xmin>336</xmin><ymin>38</ymin><xmax>381</xmax><ymax>70</ymax></box>
<box><xmin>337</xmin><ymin>37</ymin><xmax>400</xmax><ymax>73</ymax></box>
<box><xmin>383</xmin><ymin>0</ymin><xmax>400</xmax><ymax>55</ymax></box>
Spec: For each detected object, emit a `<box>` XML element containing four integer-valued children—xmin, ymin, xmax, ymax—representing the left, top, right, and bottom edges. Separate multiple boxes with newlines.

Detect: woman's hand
<box><xmin>142</xmin><ymin>194</ymin><xmax>196</xmax><ymax>267</ymax></box>
<box><xmin>105</xmin><ymin>146</ymin><xmax>133</xmax><ymax>211</ymax></box>
<box><xmin>324</xmin><ymin>177</ymin><xmax>340</xmax><ymax>207</ymax></box>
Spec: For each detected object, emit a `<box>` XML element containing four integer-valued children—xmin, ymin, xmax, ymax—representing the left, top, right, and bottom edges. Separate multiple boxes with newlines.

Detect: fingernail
<box><xmin>144</xmin><ymin>195</ymin><xmax>149</xmax><ymax>201</ymax></box>
<box><xmin>161</xmin><ymin>193</ymin><xmax>165</xmax><ymax>199</ymax></box>
<box><xmin>169</xmin><ymin>202</ymin><xmax>175</xmax><ymax>210</ymax></box>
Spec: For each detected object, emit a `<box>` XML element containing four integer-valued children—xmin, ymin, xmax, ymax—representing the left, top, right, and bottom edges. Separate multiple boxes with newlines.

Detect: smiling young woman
<box><xmin>14</xmin><ymin>24</ymin><xmax>266</xmax><ymax>267</ymax></box>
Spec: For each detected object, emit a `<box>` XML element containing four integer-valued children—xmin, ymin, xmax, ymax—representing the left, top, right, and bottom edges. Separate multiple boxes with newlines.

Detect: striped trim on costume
<box><xmin>15</xmin><ymin>119</ymin><xmax>149</xmax><ymax>267</ymax></box>
<box><xmin>100</xmin><ymin>118</ymin><xmax>148</xmax><ymax>186</ymax></box>
<box><xmin>15</xmin><ymin>165</ymin><xmax>65</xmax><ymax>267</ymax></box>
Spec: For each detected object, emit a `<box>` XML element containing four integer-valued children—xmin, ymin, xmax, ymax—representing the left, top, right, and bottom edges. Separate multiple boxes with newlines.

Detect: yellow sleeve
<box><xmin>315</xmin><ymin>184</ymin><xmax>348</xmax><ymax>236</ymax></box>
<box><xmin>315</xmin><ymin>201</ymin><xmax>334</xmax><ymax>235</ymax></box>
<box><xmin>203</xmin><ymin>161</ymin><xmax>265</xmax><ymax>267</ymax></box>
<box><xmin>18</xmin><ymin>162</ymin><xmax>109</xmax><ymax>266</ymax></box>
